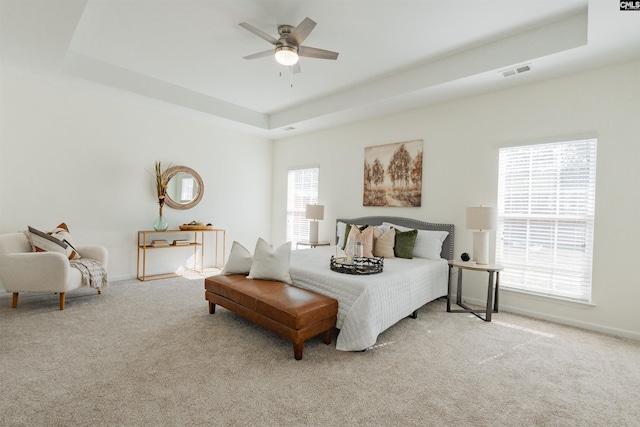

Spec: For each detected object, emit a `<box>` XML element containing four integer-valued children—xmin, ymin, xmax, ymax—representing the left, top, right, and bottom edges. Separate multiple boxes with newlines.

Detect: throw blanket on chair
<box><xmin>70</xmin><ymin>259</ymin><xmax>108</xmax><ymax>289</ymax></box>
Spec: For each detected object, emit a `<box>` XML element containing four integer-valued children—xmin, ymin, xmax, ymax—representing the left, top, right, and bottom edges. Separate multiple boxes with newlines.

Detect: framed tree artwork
<box><xmin>363</xmin><ymin>139</ymin><xmax>423</xmax><ymax>207</ymax></box>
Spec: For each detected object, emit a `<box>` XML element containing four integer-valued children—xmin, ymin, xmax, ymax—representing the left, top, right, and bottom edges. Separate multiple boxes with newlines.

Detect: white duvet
<box><xmin>289</xmin><ymin>246</ymin><xmax>448</xmax><ymax>351</ymax></box>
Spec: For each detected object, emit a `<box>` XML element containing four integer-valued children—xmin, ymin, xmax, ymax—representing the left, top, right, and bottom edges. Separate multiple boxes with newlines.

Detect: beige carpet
<box><xmin>1</xmin><ymin>276</ymin><xmax>639</xmax><ymax>426</ymax></box>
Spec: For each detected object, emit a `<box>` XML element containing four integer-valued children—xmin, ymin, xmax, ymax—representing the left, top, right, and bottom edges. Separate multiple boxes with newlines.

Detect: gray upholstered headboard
<box><xmin>336</xmin><ymin>216</ymin><xmax>455</xmax><ymax>260</ymax></box>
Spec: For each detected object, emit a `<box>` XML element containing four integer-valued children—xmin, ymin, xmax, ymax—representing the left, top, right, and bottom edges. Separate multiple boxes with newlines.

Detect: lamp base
<box><xmin>472</xmin><ymin>231</ymin><xmax>490</xmax><ymax>265</ymax></box>
<box><xmin>309</xmin><ymin>221</ymin><xmax>319</xmax><ymax>244</ymax></box>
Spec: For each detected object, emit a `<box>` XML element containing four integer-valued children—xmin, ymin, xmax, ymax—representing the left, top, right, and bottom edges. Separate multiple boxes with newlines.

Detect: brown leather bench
<box><xmin>204</xmin><ymin>274</ymin><xmax>338</xmax><ymax>360</ymax></box>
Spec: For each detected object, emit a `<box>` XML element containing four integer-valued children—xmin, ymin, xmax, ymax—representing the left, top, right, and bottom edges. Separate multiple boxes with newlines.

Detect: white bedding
<box><xmin>289</xmin><ymin>246</ymin><xmax>448</xmax><ymax>351</ymax></box>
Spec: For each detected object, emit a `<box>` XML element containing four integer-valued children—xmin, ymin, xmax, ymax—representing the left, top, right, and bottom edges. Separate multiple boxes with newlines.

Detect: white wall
<box><xmin>272</xmin><ymin>59</ymin><xmax>640</xmax><ymax>340</ymax></box>
<box><xmin>0</xmin><ymin>68</ymin><xmax>273</xmax><ymax>283</ymax></box>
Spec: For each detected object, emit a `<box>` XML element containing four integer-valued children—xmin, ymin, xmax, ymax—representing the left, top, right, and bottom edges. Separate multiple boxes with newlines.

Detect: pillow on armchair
<box><xmin>50</xmin><ymin>223</ymin><xmax>80</xmax><ymax>258</ymax></box>
<box><xmin>27</xmin><ymin>223</ymin><xmax>81</xmax><ymax>260</ymax></box>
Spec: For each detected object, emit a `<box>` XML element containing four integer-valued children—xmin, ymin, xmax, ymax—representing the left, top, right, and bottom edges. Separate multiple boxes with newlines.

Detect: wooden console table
<box><xmin>137</xmin><ymin>229</ymin><xmax>226</xmax><ymax>281</ymax></box>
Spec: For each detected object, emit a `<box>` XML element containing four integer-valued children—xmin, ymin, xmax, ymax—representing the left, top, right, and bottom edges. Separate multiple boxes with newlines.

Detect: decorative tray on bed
<box><xmin>330</xmin><ymin>256</ymin><xmax>384</xmax><ymax>275</ymax></box>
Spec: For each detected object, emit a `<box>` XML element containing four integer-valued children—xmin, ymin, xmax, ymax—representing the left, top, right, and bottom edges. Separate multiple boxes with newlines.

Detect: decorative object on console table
<box><xmin>153</xmin><ymin>213</ymin><xmax>168</xmax><ymax>232</ymax></box>
<box><xmin>153</xmin><ymin>161</ymin><xmax>169</xmax><ymax>231</ymax></box>
<box><xmin>305</xmin><ymin>204</ymin><xmax>324</xmax><ymax>244</ymax></box>
<box><xmin>151</xmin><ymin>239</ymin><xmax>170</xmax><ymax>247</ymax></box>
<box><xmin>466</xmin><ymin>205</ymin><xmax>497</xmax><ymax>265</ymax></box>
<box><xmin>179</xmin><ymin>221</ymin><xmax>214</xmax><ymax>230</ymax></box>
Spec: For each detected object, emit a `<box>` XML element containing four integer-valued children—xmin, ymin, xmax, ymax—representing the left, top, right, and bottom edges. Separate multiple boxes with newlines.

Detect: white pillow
<box><xmin>382</xmin><ymin>222</ymin><xmax>448</xmax><ymax>260</ymax></box>
<box><xmin>221</xmin><ymin>241</ymin><xmax>253</xmax><ymax>275</ymax></box>
<box><xmin>247</xmin><ymin>238</ymin><xmax>293</xmax><ymax>284</ymax></box>
<box><xmin>336</xmin><ymin>221</ymin><xmax>347</xmax><ymax>248</ymax></box>
<box><xmin>376</xmin><ymin>223</ymin><xmax>392</xmax><ymax>234</ymax></box>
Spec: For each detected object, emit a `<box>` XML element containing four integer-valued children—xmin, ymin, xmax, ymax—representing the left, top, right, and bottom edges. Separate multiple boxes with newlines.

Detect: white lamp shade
<box><xmin>305</xmin><ymin>204</ymin><xmax>324</xmax><ymax>221</ymax></box>
<box><xmin>466</xmin><ymin>206</ymin><xmax>497</xmax><ymax>231</ymax></box>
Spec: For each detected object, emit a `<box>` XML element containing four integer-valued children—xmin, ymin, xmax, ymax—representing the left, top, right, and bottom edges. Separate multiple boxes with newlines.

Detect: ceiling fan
<box><xmin>239</xmin><ymin>17</ymin><xmax>339</xmax><ymax>74</ymax></box>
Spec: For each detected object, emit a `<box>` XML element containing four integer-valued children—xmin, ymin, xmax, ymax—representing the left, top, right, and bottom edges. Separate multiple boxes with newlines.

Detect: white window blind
<box><xmin>496</xmin><ymin>139</ymin><xmax>597</xmax><ymax>302</ymax></box>
<box><xmin>286</xmin><ymin>167</ymin><xmax>319</xmax><ymax>246</ymax></box>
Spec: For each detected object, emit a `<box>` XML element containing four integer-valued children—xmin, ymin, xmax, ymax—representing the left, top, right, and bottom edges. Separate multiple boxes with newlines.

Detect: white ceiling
<box><xmin>2</xmin><ymin>0</ymin><xmax>639</xmax><ymax>139</ymax></box>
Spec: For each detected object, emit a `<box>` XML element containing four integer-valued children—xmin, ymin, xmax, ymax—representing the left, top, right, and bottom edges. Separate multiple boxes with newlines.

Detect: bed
<box><xmin>288</xmin><ymin>216</ymin><xmax>454</xmax><ymax>351</ymax></box>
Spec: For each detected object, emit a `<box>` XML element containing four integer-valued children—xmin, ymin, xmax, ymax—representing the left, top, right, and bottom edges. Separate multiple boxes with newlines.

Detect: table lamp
<box><xmin>466</xmin><ymin>206</ymin><xmax>497</xmax><ymax>265</ymax></box>
<box><xmin>305</xmin><ymin>204</ymin><xmax>324</xmax><ymax>244</ymax></box>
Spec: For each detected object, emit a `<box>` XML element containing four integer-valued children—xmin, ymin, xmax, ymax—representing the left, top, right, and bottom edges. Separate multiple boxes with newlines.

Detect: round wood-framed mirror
<box><xmin>162</xmin><ymin>166</ymin><xmax>204</xmax><ymax>210</ymax></box>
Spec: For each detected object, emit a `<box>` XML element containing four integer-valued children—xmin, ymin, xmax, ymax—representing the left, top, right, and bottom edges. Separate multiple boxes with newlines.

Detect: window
<box><xmin>286</xmin><ymin>166</ymin><xmax>319</xmax><ymax>246</ymax></box>
<box><xmin>496</xmin><ymin>139</ymin><xmax>597</xmax><ymax>302</ymax></box>
<box><xmin>180</xmin><ymin>177</ymin><xmax>194</xmax><ymax>202</ymax></box>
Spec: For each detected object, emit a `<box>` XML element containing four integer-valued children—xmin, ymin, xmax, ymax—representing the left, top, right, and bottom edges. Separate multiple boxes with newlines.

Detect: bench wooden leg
<box><xmin>322</xmin><ymin>328</ymin><xmax>332</xmax><ymax>345</ymax></box>
<box><xmin>209</xmin><ymin>301</ymin><xmax>216</xmax><ymax>314</ymax></box>
<box><xmin>12</xmin><ymin>293</ymin><xmax>18</xmax><ymax>308</ymax></box>
<box><xmin>293</xmin><ymin>341</ymin><xmax>304</xmax><ymax>360</ymax></box>
<box><xmin>59</xmin><ymin>292</ymin><xmax>66</xmax><ymax>310</ymax></box>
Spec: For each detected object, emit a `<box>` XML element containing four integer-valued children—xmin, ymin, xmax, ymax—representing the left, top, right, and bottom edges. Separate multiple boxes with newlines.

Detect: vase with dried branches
<box><xmin>153</xmin><ymin>161</ymin><xmax>169</xmax><ymax>231</ymax></box>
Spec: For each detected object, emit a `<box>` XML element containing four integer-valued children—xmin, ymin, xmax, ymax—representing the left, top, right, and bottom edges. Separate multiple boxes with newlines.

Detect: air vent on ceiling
<box><xmin>283</xmin><ymin>126</ymin><xmax>296</xmax><ymax>131</ymax></box>
<box><xmin>501</xmin><ymin>64</ymin><xmax>531</xmax><ymax>78</ymax></box>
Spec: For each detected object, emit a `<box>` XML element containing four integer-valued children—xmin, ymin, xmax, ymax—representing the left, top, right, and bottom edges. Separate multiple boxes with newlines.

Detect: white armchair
<box><xmin>0</xmin><ymin>232</ymin><xmax>108</xmax><ymax>310</ymax></box>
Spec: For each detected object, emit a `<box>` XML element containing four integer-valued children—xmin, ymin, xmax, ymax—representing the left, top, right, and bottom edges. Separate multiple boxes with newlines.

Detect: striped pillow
<box><xmin>27</xmin><ymin>223</ymin><xmax>81</xmax><ymax>260</ymax></box>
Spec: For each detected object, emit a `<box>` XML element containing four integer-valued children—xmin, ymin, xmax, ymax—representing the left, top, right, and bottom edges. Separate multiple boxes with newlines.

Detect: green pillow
<box><xmin>394</xmin><ymin>229</ymin><xmax>418</xmax><ymax>259</ymax></box>
<box><xmin>342</xmin><ymin>224</ymin><xmax>369</xmax><ymax>250</ymax></box>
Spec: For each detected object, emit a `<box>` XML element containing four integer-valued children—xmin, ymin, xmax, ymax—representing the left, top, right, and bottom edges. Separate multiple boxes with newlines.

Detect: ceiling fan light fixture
<box><xmin>275</xmin><ymin>46</ymin><xmax>299</xmax><ymax>66</ymax></box>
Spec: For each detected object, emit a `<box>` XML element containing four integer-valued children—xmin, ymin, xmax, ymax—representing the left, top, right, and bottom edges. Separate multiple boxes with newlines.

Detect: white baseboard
<box><xmin>459</xmin><ymin>295</ymin><xmax>640</xmax><ymax>341</ymax></box>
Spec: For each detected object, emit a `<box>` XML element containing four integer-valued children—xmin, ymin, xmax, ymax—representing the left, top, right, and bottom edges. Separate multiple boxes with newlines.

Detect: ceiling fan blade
<box><xmin>243</xmin><ymin>50</ymin><xmax>274</xmax><ymax>60</ymax></box>
<box><xmin>239</xmin><ymin>22</ymin><xmax>278</xmax><ymax>45</ymax></box>
<box><xmin>286</xmin><ymin>17</ymin><xmax>316</xmax><ymax>46</ymax></box>
<box><xmin>299</xmin><ymin>46</ymin><xmax>339</xmax><ymax>60</ymax></box>
<box><xmin>292</xmin><ymin>62</ymin><xmax>301</xmax><ymax>74</ymax></box>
